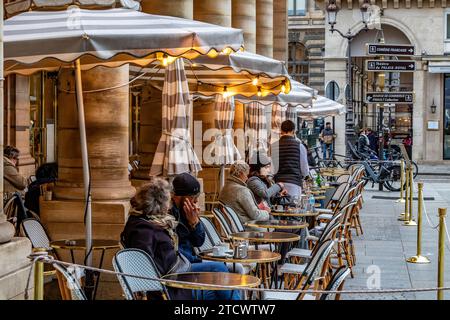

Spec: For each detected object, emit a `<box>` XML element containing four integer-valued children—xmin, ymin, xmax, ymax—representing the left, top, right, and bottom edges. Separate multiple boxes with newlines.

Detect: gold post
<box><xmin>406</xmin><ymin>182</ymin><xmax>430</xmax><ymax>263</ymax></box>
<box><xmin>438</xmin><ymin>208</ymin><xmax>447</xmax><ymax>300</ymax></box>
<box><xmin>33</xmin><ymin>248</ymin><xmax>46</xmax><ymax>300</ymax></box>
<box><xmin>404</xmin><ymin>165</ymin><xmax>417</xmax><ymax>226</ymax></box>
<box><xmin>396</xmin><ymin>160</ymin><xmax>405</xmax><ymax>203</ymax></box>
<box><xmin>398</xmin><ymin>165</ymin><xmax>410</xmax><ymax>221</ymax></box>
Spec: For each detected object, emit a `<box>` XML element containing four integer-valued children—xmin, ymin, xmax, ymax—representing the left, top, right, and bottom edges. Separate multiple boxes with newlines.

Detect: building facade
<box><xmin>316</xmin><ymin>0</ymin><xmax>450</xmax><ymax>163</ymax></box>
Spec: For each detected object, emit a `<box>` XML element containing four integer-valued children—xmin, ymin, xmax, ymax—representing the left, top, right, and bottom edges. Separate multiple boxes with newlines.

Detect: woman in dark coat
<box><xmin>121</xmin><ymin>178</ymin><xmax>239</xmax><ymax>300</ymax></box>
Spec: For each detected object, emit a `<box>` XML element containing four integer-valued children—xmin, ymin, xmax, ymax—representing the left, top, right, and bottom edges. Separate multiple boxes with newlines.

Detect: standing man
<box><xmin>319</xmin><ymin>122</ymin><xmax>336</xmax><ymax>161</ymax></box>
<box><xmin>271</xmin><ymin>120</ymin><xmax>310</xmax><ymax>197</ymax></box>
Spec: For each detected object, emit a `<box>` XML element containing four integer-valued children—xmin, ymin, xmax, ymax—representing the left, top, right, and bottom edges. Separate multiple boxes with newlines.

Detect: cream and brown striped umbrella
<box><xmin>270</xmin><ymin>103</ymin><xmax>287</xmax><ymax>144</ymax></box>
<box><xmin>245</xmin><ymin>102</ymin><xmax>268</xmax><ymax>161</ymax></box>
<box><xmin>150</xmin><ymin>59</ymin><xmax>202</xmax><ymax>177</ymax></box>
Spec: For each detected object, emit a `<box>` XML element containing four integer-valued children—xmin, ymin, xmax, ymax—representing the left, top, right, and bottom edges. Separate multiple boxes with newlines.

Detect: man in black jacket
<box><xmin>169</xmin><ymin>173</ymin><xmax>206</xmax><ymax>263</ymax></box>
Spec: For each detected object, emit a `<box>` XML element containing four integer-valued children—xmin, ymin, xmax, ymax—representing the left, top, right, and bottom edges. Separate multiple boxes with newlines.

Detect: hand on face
<box><xmin>182</xmin><ymin>197</ymin><xmax>200</xmax><ymax>228</ymax></box>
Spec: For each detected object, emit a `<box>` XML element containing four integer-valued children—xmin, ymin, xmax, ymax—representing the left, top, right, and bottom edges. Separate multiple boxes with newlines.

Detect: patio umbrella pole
<box><xmin>219</xmin><ymin>164</ymin><xmax>225</xmax><ymax>190</ymax></box>
<box><xmin>74</xmin><ymin>59</ymin><xmax>94</xmax><ymax>300</ymax></box>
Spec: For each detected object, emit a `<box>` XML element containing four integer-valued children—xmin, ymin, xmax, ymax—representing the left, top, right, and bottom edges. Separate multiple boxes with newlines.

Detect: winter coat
<box><xmin>170</xmin><ymin>203</ymin><xmax>206</xmax><ymax>263</ymax></box>
<box><xmin>247</xmin><ymin>176</ymin><xmax>281</xmax><ymax>206</ymax></box>
<box><xmin>3</xmin><ymin>157</ymin><xmax>27</xmax><ymax>198</ymax></box>
<box><xmin>219</xmin><ymin>176</ymin><xmax>270</xmax><ymax>226</ymax></box>
<box><xmin>120</xmin><ymin>215</ymin><xmax>191</xmax><ymax>300</ymax></box>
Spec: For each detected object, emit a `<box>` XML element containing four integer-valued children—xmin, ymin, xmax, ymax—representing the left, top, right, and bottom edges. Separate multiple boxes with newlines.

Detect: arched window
<box><xmin>288</xmin><ymin>42</ymin><xmax>309</xmax><ymax>85</ymax></box>
<box><xmin>326</xmin><ymin>81</ymin><xmax>340</xmax><ymax>101</ymax></box>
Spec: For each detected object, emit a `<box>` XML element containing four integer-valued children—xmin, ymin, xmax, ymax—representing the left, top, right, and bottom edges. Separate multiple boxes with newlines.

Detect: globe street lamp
<box><xmin>326</xmin><ymin>0</ymin><xmax>370</xmax><ymax>153</ymax></box>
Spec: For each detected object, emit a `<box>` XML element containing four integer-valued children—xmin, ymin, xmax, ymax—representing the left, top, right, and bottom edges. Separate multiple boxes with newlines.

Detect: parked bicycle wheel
<box><xmin>383</xmin><ymin>164</ymin><xmax>403</xmax><ymax>191</ymax></box>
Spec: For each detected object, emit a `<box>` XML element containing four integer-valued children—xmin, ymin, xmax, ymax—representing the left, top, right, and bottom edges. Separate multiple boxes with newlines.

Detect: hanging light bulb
<box><xmin>221</xmin><ymin>47</ymin><xmax>233</xmax><ymax>55</ymax></box>
<box><xmin>223</xmin><ymin>86</ymin><xmax>229</xmax><ymax>98</ymax></box>
<box><xmin>281</xmin><ymin>81</ymin><xmax>286</xmax><ymax>94</ymax></box>
<box><xmin>257</xmin><ymin>86</ymin><xmax>262</xmax><ymax>97</ymax></box>
<box><xmin>162</xmin><ymin>54</ymin><xmax>169</xmax><ymax>67</ymax></box>
<box><xmin>252</xmin><ymin>76</ymin><xmax>259</xmax><ymax>86</ymax></box>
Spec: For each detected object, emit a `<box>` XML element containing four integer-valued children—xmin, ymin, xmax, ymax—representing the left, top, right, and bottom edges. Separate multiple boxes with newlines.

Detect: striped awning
<box><xmin>150</xmin><ymin>59</ymin><xmax>202</xmax><ymax>177</ymax></box>
<box><xmin>4</xmin><ymin>8</ymin><xmax>244</xmax><ymax>75</ymax></box>
<box><xmin>234</xmin><ymin>79</ymin><xmax>316</xmax><ymax>107</ymax></box>
<box><xmin>245</xmin><ymin>102</ymin><xmax>268</xmax><ymax>160</ymax></box>
<box><xmin>129</xmin><ymin>51</ymin><xmax>291</xmax><ymax>97</ymax></box>
<box><xmin>297</xmin><ymin>95</ymin><xmax>346</xmax><ymax>118</ymax></box>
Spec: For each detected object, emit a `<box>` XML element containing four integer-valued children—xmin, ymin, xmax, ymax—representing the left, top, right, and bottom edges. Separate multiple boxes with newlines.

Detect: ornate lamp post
<box><xmin>326</xmin><ymin>0</ymin><xmax>370</xmax><ymax>152</ymax></box>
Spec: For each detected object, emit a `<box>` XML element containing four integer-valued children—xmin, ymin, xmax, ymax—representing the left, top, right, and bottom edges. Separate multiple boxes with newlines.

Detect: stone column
<box><xmin>53</xmin><ymin>65</ymin><xmax>135</xmax><ymax>201</ymax></box>
<box><xmin>256</xmin><ymin>0</ymin><xmax>274</xmax><ymax>58</ymax></box>
<box><xmin>194</xmin><ymin>0</ymin><xmax>232</xmax><ymax>27</ymax></box>
<box><xmin>413</xmin><ymin>61</ymin><xmax>426</xmax><ymax>162</ymax></box>
<box><xmin>141</xmin><ymin>0</ymin><xmax>193</xmax><ymax>19</ymax></box>
<box><xmin>273</xmin><ymin>0</ymin><xmax>288</xmax><ymax>62</ymax></box>
<box><xmin>232</xmin><ymin>0</ymin><xmax>256</xmax><ymax>53</ymax></box>
<box><xmin>5</xmin><ymin>75</ymin><xmax>35</xmax><ymax>177</ymax></box>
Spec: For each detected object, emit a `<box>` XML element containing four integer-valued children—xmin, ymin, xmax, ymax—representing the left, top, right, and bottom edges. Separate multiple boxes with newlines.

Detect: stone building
<box><xmin>316</xmin><ymin>0</ymin><xmax>450</xmax><ymax>164</ymax></box>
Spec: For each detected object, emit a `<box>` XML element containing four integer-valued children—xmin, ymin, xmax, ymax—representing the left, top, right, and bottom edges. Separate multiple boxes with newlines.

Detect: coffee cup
<box><xmin>276</xmin><ymin>205</ymin><xmax>283</xmax><ymax>211</ymax></box>
<box><xmin>212</xmin><ymin>245</ymin><xmax>226</xmax><ymax>256</ymax></box>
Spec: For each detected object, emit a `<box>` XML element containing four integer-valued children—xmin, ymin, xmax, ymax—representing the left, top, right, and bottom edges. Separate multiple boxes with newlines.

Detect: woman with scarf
<box><xmin>120</xmin><ymin>178</ymin><xmax>240</xmax><ymax>300</ymax></box>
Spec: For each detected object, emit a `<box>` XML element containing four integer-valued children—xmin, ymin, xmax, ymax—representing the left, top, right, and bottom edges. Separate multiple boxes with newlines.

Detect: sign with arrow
<box><xmin>367</xmin><ymin>44</ymin><xmax>415</xmax><ymax>56</ymax></box>
<box><xmin>366</xmin><ymin>60</ymin><xmax>415</xmax><ymax>72</ymax></box>
<box><xmin>365</xmin><ymin>92</ymin><xmax>414</xmax><ymax>104</ymax></box>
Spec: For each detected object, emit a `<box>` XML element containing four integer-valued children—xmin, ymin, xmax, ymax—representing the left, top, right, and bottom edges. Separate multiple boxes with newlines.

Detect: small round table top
<box><xmin>320</xmin><ymin>169</ymin><xmax>349</xmax><ymax>177</ymax></box>
<box><xmin>231</xmin><ymin>231</ymin><xmax>300</xmax><ymax>243</ymax></box>
<box><xmin>314</xmin><ymin>195</ymin><xmax>326</xmax><ymax>200</ymax></box>
<box><xmin>271</xmin><ymin>211</ymin><xmax>319</xmax><ymax>217</ymax></box>
<box><xmin>199</xmin><ymin>250</ymin><xmax>281</xmax><ymax>264</ymax></box>
<box><xmin>245</xmin><ymin>220</ymin><xmax>308</xmax><ymax>230</ymax></box>
<box><xmin>161</xmin><ymin>272</ymin><xmax>261</xmax><ymax>290</ymax></box>
<box><xmin>311</xmin><ymin>190</ymin><xmax>326</xmax><ymax>195</ymax></box>
<box><xmin>50</xmin><ymin>239</ymin><xmax>120</xmax><ymax>250</ymax></box>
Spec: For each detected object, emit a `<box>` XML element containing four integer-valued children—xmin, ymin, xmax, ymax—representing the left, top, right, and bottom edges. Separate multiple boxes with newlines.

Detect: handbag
<box><xmin>272</xmin><ymin>194</ymin><xmax>293</xmax><ymax>207</ymax></box>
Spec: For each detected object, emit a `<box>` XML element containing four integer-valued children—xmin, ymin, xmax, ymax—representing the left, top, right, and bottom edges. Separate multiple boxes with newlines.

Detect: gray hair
<box><xmin>230</xmin><ymin>160</ymin><xmax>250</xmax><ymax>178</ymax></box>
<box><xmin>130</xmin><ymin>177</ymin><xmax>172</xmax><ymax>217</ymax></box>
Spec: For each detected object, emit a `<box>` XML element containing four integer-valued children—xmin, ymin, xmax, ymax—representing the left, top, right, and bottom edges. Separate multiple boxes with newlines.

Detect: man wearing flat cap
<box><xmin>169</xmin><ymin>172</ymin><xmax>206</xmax><ymax>263</ymax></box>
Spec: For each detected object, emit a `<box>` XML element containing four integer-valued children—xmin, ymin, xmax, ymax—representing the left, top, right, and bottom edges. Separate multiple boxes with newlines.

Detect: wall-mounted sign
<box><xmin>365</xmin><ymin>92</ymin><xmax>414</xmax><ymax>104</ymax></box>
<box><xmin>366</xmin><ymin>60</ymin><xmax>415</xmax><ymax>72</ymax></box>
<box><xmin>366</xmin><ymin>44</ymin><xmax>415</xmax><ymax>56</ymax></box>
<box><xmin>427</xmin><ymin>121</ymin><xmax>439</xmax><ymax>130</ymax></box>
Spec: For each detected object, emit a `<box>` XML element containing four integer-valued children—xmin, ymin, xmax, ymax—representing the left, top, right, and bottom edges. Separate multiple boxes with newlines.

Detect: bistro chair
<box><xmin>197</xmin><ymin>216</ymin><xmax>222</xmax><ymax>251</ymax></box>
<box><xmin>271</xmin><ymin>239</ymin><xmax>335</xmax><ymax>293</ymax></box>
<box><xmin>319</xmin><ymin>266</ymin><xmax>351</xmax><ymax>300</ymax></box>
<box><xmin>212</xmin><ymin>207</ymin><xmax>234</xmax><ymax>239</ymax></box>
<box><xmin>113</xmin><ymin>248</ymin><xmax>170</xmax><ymax>300</ymax></box>
<box><xmin>53</xmin><ymin>263</ymin><xmax>87</xmax><ymax>300</ymax></box>
<box><xmin>221</xmin><ymin>204</ymin><xmax>246</xmax><ymax>233</ymax></box>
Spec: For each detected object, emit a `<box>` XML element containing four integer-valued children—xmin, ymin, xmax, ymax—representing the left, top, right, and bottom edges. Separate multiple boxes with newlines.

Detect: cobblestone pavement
<box><xmin>342</xmin><ymin>180</ymin><xmax>450</xmax><ymax>300</ymax></box>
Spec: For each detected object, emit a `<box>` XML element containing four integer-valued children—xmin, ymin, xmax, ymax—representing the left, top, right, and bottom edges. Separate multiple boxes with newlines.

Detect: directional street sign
<box><xmin>365</xmin><ymin>60</ymin><xmax>415</xmax><ymax>72</ymax></box>
<box><xmin>367</xmin><ymin>44</ymin><xmax>415</xmax><ymax>56</ymax></box>
<box><xmin>365</xmin><ymin>92</ymin><xmax>414</xmax><ymax>104</ymax></box>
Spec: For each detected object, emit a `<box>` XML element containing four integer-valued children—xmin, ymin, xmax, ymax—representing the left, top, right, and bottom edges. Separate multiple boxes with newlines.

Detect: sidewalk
<box><xmin>343</xmin><ymin>182</ymin><xmax>450</xmax><ymax>300</ymax></box>
<box><xmin>417</xmin><ymin>164</ymin><xmax>450</xmax><ymax>176</ymax></box>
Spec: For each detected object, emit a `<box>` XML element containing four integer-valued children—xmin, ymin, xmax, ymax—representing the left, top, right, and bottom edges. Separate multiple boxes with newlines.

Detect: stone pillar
<box><xmin>413</xmin><ymin>61</ymin><xmax>426</xmax><ymax>162</ymax></box>
<box><xmin>194</xmin><ymin>0</ymin><xmax>232</xmax><ymax>27</ymax></box>
<box><xmin>53</xmin><ymin>65</ymin><xmax>135</xmax><ymax>201</ymax></box>
<box><xmin>141</xmin><ymin>0</ymin><xmax>193</xmax><ymax>19</ymax></box>
<box><xmin>232</xmin><ymin>0</ymin><xmax>256</xmax><ymax>53</ymax></box>
<box><xmin>256</xmin><ymin>0</ymin><xmax>273</xmax><ymax>58</ymax></box>
<box><xmin>5</xmin><ymin>75</ymin><xmax>35</xmax><ymax>177</ymax></box>
<box><xmin>131</xmin><ymin>86</ymin><xmax>162</xmax><ymax>183</ymax></box>
<box><xmin>273</xmin><ymin>0</ymin><xmax>288</xmax><ymax>62</ymax></box>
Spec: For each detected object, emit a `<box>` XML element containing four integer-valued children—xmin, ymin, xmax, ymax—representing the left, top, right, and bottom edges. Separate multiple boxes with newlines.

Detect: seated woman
<box><xmin>247</xmin><ymin>152</ymin><xmax>287</xmax><ymax>210</ymax></box>
<box><xmin>120</xmin><ymin>177</ymin><xmax>240</xmax><ymax>300</ymax></box>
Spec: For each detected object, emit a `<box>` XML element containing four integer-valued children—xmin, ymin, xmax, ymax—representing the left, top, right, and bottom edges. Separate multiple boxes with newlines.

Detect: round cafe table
<box><xmin>161</xmin><ymin>272</ymin><xmax>260</xmax><ymax>299</ymax></box>
<box><xmin>271</xmin><ymin>211</ymin><xmax>319</xmax><ymax>218</ymax></box>
<box><xmin>50</xmin><ymin>239</ymin><xmax>120</xmax><ymax>300</ymax></box>
<box><xmin>230</xmin><ymin>231</ymin><xmax>300</xmax><ymax>244</ymax></box>
<box><xmin>199</xmin><ymin>250</ymin><xmax>281</xmax><ymax>289</ymax></box>
<box><xmin>245</xmin><ymin>220</ymin><xmax>308</xmax><ymax>230</ymax></box>
<box><xmin>319</xmin><ymin>168</ymin><xmax>349</xmax><ymax>178</ymax></box>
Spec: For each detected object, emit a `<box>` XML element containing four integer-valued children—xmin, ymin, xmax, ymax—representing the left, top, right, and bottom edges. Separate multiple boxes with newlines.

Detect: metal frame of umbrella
<box><xmin>3</xmin><ymin>6</ymin><xmax>245</xmax><ymax>299</ymax></box>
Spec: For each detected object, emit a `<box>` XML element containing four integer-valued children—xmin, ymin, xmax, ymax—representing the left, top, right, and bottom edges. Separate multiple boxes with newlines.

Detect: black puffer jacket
<box><xmin>120</xmin><ymin>215</ymin><xmax>191</xmax><ymax>300</ymax></box>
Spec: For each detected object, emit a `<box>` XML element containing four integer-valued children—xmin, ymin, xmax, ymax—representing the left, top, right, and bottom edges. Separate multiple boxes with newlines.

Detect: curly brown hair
<box><xmin>130</xmin><ymin>177</ymin><xmax>172</xmax><ymax>217</ymax></box>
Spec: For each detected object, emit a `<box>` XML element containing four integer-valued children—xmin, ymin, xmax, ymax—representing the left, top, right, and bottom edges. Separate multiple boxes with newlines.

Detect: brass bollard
<box><xmin>406</xmin><ymin>182</ymin><xmax>430</xmax><ymax>263</ymax></box>
<box><xmin>396</xmin><ymin>160</ymin><xmax>406</xmax><ymax>203</ymax></box>
<box><xmin>437</xmin><ymin>208</ymin><xmax>447</xmax><ymax>300</ymax></box>
<box><xmin>398</xmin><ymin>165</ymin><xmax>410</xmax><ymax>221</ymax></box>
<box><xmin>404</xmin><ymin>165</ymin><xmax>417</xmax><ymax>226</ymax></box>
<box><xmin>33</xmin><ymin>248</ymin><xmax>46</xmax><ymax>300</ymax></box>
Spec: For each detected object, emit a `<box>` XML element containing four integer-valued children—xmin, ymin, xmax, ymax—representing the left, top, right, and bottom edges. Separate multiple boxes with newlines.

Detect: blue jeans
<box><xmin>322</xmin><ymin>143</ymin><xmax>333</xmax><ymax>160</ymax></box>
<box><xmin>190</xmin><ymin>262</ymin><xmax>241</xmax><ymax>300</ymax></box>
